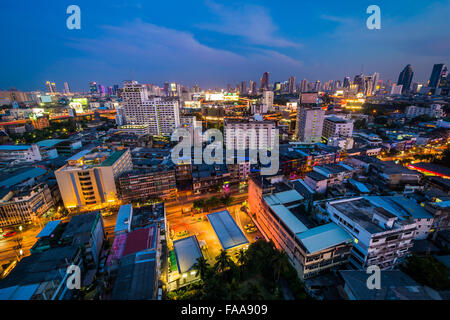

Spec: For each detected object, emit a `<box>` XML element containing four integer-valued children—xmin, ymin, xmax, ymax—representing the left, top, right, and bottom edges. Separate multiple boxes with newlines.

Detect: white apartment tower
<box><xmin>296</xmin><ymin>107</ymin><xmax>325</xmax><ymax>143</ymax></box>
<box><xmin>122</xmin><ymin>81</ymin><xmax>180</xmax><ymax>136</ymax></box>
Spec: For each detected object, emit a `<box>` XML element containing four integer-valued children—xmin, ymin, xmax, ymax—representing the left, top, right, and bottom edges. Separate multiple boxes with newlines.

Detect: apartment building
<box><xmin>122</xmin><ymin>81</ymin><xmax>180</xmax><ymax>136</ymax></box>
<box><xmin>117</xmin><ymin>168</ymin><xmax>177</xmax><ymax>202</ymax></box>
<box><xmin>224</xmin><ymin>120</ymin><xmax>277</xmax><ymax>150</ymax></box>
<box><xmin>326</xmin><ymin>197</ymin><xmax>416</xmax><ymax>270</ymax></box>
<box><xmin>55</xmin><ymin>148</ymin><xmax>132</xmax><ymax>209</ymax></box>
<box><xmin>296</xmin><ymin>108</ymin><xmax>325</xmax><ymax>143</ymax></box>
<box><xmin>322</xmin><ymin>115</ymin><xmax>354</xmax><ymax>139</ymax></box>
<box><xmin>405</xmin><ymin>104</ymin><xmax>444</xmax><ymax>119</ymax></box>
<box><xmin>249</xmin><ymin>176</ymin><xmax>353</xmax><ymax>279</ymax></box>
<box><xmin>0</xmin><ymin>183</ymin><xmax>54</xmax><ymax>227</ymax></box>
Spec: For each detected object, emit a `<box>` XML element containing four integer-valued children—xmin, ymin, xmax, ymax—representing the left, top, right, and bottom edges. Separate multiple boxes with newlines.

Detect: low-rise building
<box><xmin>249</xmin><ymin>176</ymin><xmax>353</xmax><ymax>279</ymax></box>
<box><xmin>327</xmin><ymin>197</ymin><xmax>416</xmax><ymax>270</ymax></box>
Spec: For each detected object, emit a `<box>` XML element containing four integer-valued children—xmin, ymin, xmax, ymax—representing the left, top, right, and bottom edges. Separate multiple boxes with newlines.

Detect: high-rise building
<box><xmin>98</xmin><ymin>84</ymin><xmax>106</xmax><ymax>97</ymax></box>
<box><xmin>113</xmin><ymin>84</ymin><xmax>119</xmax><ymax>95</ymax></box>
<box><xmin>343</xmin><ymin>77</ymin><xmax>351</xmax><ymax>88</ymax></box>
<box><xmin>397</xmin><ymin>64</ymin><xmax>414</xmax><ymax>94</ymax></box>
<box><xmin>89</xmin><ymin>82</ymin><xmax>97</xmax><ymax>93</ymax></box>
<box><xmin>249</xmin><ymin>80</ymin><xmax>257</xmax><ymax>95</ymax></box>
<box><xmin>45</xmin><ymin>81</ymin><xmax>53</xmax><ymax>94</ymax></box>
<box><xmin>224</xmin><ymin>120</ymin><xmax>277</xmax><ymax>150</ymax></box>
<box><xmin>300</xmin><ymin>79</ymin><xmax>309</xmax><ymax>93</ymax></box>
<box><xmin>262</xmin><ymin>90</ymin><xmax>274</xmax><ymax>112</ymax></box>
<box><xmin>240</xmin><ymin>81</ymin><xmax>247</xmax><ymax>94</ymax></box>
<box><xmin>64</xmin><ymin>82</ymin><xmax>70</xmax><ymax>94</ymax></box>
<box><xmin>372</xmin><ymin>73</ymin><xmax>380</xmax><ymax>93</ymax></box>
<box><xmin>122</xmin><ymin>81</ymin><xmax>180</xmax><ymax>135</ymax></box>
<box><xmin>428</xmin><ymin>64</ymin><xmax>446</xmax><ymax>88</ymax></box>
<box><xmin>296</xmin><ymin>107</ymin><xmax>325</xmax><ymax>143</ymax></box>
<box><xmin>288</xmin><ymin>76</ymin><xmax>296</xmax><ymax>94</ymax></box>
<box><xmin>353</xmin><ymin>74</ymin><xmax>365</xmax><ymax>93</ymax></box>
<box><xmin>260</xmin><ymin>72</ymin><xmax>269</xmax><ymax>91</ymax></box>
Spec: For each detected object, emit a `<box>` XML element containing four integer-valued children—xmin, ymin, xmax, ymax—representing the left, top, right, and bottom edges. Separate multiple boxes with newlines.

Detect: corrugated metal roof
<box><xmin>297</xmin><ymin>223</ymin><xmax>352</xmax><ymax>253</ymax></box>
<box><xmin>207</xmin><ymin>210</ymin><xmax>249</xmax><ymax>250</ymax></box>
<box><xmin>263</xmin><ymin>197</ymin><xmax>308</xmax><ymax>234</ymax></box>
<box><xmin>173</xmin><ymin>235</ymin><xmax>203</xmax><ymax>273</ymax></box>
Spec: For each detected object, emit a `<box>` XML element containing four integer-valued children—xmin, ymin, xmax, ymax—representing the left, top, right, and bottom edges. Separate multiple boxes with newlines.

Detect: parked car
<box><xmin>244</xmin><ymin>223</ymin><xmax>255</xmax><ymax>230</ymax></box>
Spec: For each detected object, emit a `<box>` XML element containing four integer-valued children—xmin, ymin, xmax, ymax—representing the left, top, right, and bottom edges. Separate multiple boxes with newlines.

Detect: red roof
<box><xmin>122</xmin><ymin>227</ymin><xmax>156</xmax><ymax>256</ymax></box>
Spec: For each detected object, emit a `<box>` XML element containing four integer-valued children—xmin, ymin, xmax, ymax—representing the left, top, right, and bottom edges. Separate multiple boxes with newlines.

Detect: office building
<box><xmin>397</xmin><ymin>64</ymin><xmax>414</xmax><ymax>94</ymax></box>
<box><xmin>428</xmin><ymin>63</ymin><xmax>447</xmax><ymax>88</ymax></box>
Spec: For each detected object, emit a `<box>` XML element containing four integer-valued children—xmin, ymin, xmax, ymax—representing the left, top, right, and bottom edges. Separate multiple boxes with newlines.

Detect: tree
<box><xmin>271</xmin><ymin>250</ymin><xmax>291</xmax><ymax>282</ymax></box>
<box><xmin>214</xmin><ymin>250</ymin><xmax>235</xmax><ymax>274</ymax></box>
<box><xmin>401</xmin><ymin>255</ymin><xmax>450</xmax><ymax>290</ymax></box>
<box><xmin>193</xmin><ymin>256</ymin><xmax>212</xmax><ymax>281</ymax></box>
<box><xmin>220</xmin><ymin>195</ymin><xmax>233</xmax><ymax>207</ymax></box>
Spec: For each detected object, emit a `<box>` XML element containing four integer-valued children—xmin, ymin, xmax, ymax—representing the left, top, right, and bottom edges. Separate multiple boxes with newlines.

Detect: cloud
<box><xmin>61</xmin><ymin>20</ymin><xmax>303</xmax><ymax>87</ymax></box>
<box><xmin>197</xmin><ymin>0</ymin><xmax>301</xmax><ymax>48</ymax></box>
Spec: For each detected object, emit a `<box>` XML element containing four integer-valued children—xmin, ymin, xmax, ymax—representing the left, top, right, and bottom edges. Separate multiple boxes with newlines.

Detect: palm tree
<box><xmin>192</xmin><ymin>256</ymin><xmax>211</xmax><ymax>281</ymax></box>
<box><xmin>214</xmin><ymin>250</ymin><xmax>235</xmax><ymax>274</ymax></box>
<box><xmin>236</xmin><ymin>248</ymin><xmax>247</xmax><ymax>266</ymax></box>
<box><xmin>272</xmin><ymin>250</ymin><xmax>291</xmax><ymax>282</ymax></box>
<box><xmin>244</xmin><ymin>282</ymin><xmax>266</xmax><ymax>300</ymax></box>
<box><xmin>225</xmin><ymin>278</ymin><xmax>244</xmax><ymax>300</ymax></box>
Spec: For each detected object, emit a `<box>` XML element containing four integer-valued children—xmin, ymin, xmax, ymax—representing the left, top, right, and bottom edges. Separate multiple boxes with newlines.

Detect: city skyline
<box><xmin>1</xmin><ymin>0</ymin><xmax>449</xmax><ymax>91</ymax></box>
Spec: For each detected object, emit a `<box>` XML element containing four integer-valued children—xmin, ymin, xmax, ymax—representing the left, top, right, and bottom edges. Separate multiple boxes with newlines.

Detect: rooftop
<box><xmin>173</xmin><ymin>235</ymin><xmax>203</xmax><ymax>274</ymax></box>
<box><xmin>207</xmin><ymin>210</ymin><xmax>249</xmax><ymax>250</ymax></box>
<box><xmin>296</xmin><ymin>223</ymin><xmax>352</xmax><ymax>254</ymax></box>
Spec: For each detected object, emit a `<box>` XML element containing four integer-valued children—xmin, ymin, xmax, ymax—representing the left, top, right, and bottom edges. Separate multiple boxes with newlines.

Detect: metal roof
<box><xmin>173</xmin><ymin>235</ymin><xmax>203</xmax><ymax>273</ymax></box>
<box><xmin>207</xmin><ymin>210</ymin><xmax>249</xmax><ymax>250</ymax></box>
<box><xmin>36</xmin><ymin>220</ymin><xmax>61</xmax><ymax>238</ymax></box>
<box><xmin>115</xmin><ymin>204</ymin><xmax>132</xmax><ymax>234</ymax></box>
<box><xmin>296</xmin><ymin>223</ymin><xmax>352</xmax><ymax>253</ymax></box>
<box><xmin>263</xmin><ymin>197</ymin><xmax>308</xmax><ymax>234</ymax></box>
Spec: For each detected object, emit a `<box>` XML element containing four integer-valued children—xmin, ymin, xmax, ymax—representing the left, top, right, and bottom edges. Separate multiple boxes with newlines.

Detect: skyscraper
<box><xmin>428</xmin><ymin>64</ymin><xmax>446</xmax><ymax>88</ymax></box>
<box><xmin>300</xmin><ymin>79</ymin><xmax>309</xmax><ymax>93</ymax></box>
<box><xmin>343</xmin><ymin>77</ymin><xmax>351</xmax><ymax>88</ymax></box>
<box><xmin>249</xmin><ymin>80</ymin><xmax>257</xmax><ymax>95</ymax></box>
<box><xmin>353</xmin><ymin>74</ymin><xmax>365</xmax><ymax>93</ymax></box>
<box><xmin>288</xmin><ymin>76</ymin><xmax>296</xmax><ymax>94</ymax></box>
<box><xmin>372</xmin><ymin>73</ymin><xmax>380</xmax><ymax>93</ymax></box>
<box><xmin>397</xmin><ymin>64</ymin><xmax>414</xmax><ymax>94</ymax></box>
<box><xmin>89</xmin><ymin>82</ymin><xmax>97</xmax><ymax>93</ymax></box>
<box><xmin>64</xmin><ymin>82</ymin><xmax>70</xmax><ymax>94</ymax></box>
<box><xmin>240</xmin><ymin>81</ymin><xmax>247</xmax><ymax>94</ymax></box>
<box><xmin>261</xmin><ymin>72</ymin><xmax>269</xmax><ymax>91</ymax></box>
<box><xmin>45</xmin><ymin>81</ymin><xmax>53</xmax><ymax>94</ymax></box>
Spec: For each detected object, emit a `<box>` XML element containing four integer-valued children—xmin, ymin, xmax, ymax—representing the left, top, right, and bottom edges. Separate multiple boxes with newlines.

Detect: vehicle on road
<box><xmin>3</xmin><ymin>231</ymin><xmax>17</xmax><ymax>238</ymax></box>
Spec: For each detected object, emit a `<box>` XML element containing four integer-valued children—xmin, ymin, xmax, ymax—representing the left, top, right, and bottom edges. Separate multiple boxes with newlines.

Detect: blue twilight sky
<box><xmin>0</xmin><ymin>0</ymin><xmax>449</xmax><ymax>91</ymax></box>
